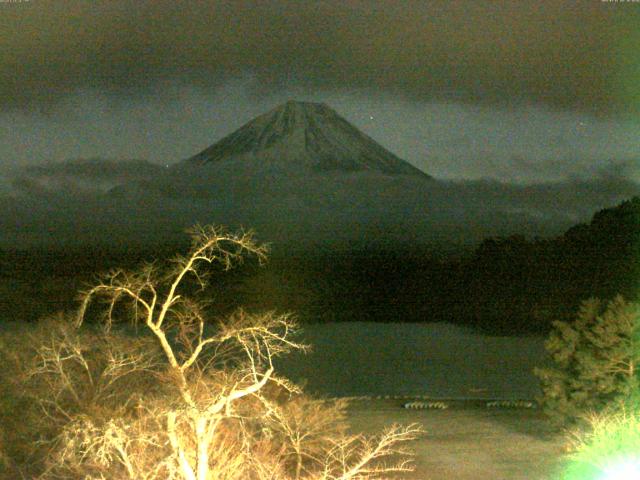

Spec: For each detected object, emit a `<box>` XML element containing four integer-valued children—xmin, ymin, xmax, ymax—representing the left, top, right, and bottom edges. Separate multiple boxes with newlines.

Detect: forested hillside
<box><xmin>2</xmin><ymin>197</ymin><xmax>638</xmax><ymax>335</ymax></box>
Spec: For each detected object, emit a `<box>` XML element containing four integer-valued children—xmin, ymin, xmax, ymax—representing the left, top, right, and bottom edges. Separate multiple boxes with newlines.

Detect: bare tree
<box><xmin>14</xmin><ymin>225</ymin><xmax>421</xmax><ymax>479</ymax></box>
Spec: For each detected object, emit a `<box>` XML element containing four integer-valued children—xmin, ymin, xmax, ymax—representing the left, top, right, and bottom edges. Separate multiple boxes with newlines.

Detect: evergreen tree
<box><xmin>534</xmin><ymin>295</ymin><xmax>640</xmax><ymax>426</ymax></box>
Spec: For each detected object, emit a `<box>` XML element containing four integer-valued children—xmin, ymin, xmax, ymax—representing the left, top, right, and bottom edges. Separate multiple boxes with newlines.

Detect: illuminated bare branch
<box><xmin>14</xmin><ymin>225</ymin><xmax>419</xmax><ymax>480</ymax></box>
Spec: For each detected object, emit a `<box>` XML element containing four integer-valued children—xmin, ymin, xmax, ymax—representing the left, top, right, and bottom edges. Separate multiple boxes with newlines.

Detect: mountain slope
<box><xmin>87</xmin><ymin>102</ymin><xmax>625</xmax><ymax>252</ymax></box>
<box><xmin>185</xmin><ymin>100</ymin><xmax>430</xmax><ymax>178</ymax></box>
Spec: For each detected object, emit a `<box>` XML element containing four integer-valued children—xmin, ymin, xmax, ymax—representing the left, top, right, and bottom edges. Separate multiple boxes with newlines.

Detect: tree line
<box><xmin>2</xmin><ymin>197</ymin><xmax>638</xmax><ymax>335</ymax></box>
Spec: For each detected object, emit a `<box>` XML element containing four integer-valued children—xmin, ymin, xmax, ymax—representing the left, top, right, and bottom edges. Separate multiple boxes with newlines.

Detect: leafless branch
<box><xmin>12</xmin><ymin>225</ymin><xmax>419</xmax><ymax>480</ymax></box>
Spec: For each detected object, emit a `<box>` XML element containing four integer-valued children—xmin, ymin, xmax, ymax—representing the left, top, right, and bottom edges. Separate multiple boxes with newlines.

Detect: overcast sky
<box><xmin>1</xmin><ymin>0</ymin><xmax>639</xmax><ymax>183</ymax></box>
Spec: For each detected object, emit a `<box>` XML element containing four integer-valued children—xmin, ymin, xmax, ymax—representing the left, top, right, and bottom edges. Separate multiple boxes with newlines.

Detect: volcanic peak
<box><xmin>186</xmin><ymin>101</ymin><xmax>430</xmax><ymax>178</ymax></box>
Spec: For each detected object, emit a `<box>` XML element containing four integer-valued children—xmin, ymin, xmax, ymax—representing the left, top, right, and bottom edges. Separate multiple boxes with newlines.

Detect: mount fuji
<box><xmin>0</xmin><ymin>102</ymin><xmax>621</xmax><ymax>249</ymax></box>
<box><xmin>185</xmin><ymin>100</ymin><xmax>430</xmax><ymax>178</ymax></box>
<box><xmin>0</xmin><ymin>99</ymin><xmax>578</xmax><ymax>251</ymax></box>
<box><xmin>102</xmin><ymin>100</ymin><xmax>445</xmax><ymax>249</ymax></box>
<box><xmin>102</xmin><ymin>101</ymin><xmax>564</xmax><ymax>251</ymax></box>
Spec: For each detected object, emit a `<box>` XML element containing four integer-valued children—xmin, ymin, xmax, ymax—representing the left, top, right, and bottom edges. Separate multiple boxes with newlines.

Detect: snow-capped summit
<box><xmin>185</xmin><ymin>100</ymin><xmax>430</xmax><ymax>178</ymax></box>
<box><xmin>105</xmin><ymin>101</ymin><xmax>443</xmax><ymax>250</ymax></box>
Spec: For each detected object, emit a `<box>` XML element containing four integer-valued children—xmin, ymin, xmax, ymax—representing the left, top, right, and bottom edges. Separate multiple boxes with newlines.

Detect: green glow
<box><xmin>560</xmin><ymin>397</ymin><xmax>640</xmax><ymax>479</ymax></box>
<box><xmin>559</xmin><ymin>366</ymin><xmax>640</xmax><ymax>480</ymax></box>
<box><xmin>599</xmin><ymin>459</ymin><xmax>640</xmax><ymax>480</ymax></box>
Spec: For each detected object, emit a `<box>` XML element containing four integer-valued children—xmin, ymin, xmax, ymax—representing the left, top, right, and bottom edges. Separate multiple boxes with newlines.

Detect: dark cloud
<box><xmin>9</xmin><ymin>157</ymin><xmax>163</xmax><ymax>195</ymax></box>
<box><xmin>1</xmin><ymin>0</ymin><xmax>637</xmax><ymax>114</ymax></box>
<box><xmin>1</xmin><ymin>158</ymin><xmax>638</xmax><ymax>249</ymax></box>
<box><xmin>21</xmin><ymin>157</ymin><xmax>162</xmax><ymax>178</ymax></box>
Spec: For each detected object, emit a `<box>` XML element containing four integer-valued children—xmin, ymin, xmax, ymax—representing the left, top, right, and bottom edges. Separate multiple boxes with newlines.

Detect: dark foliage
<box><xmin>2</xmin><ymin>197</ymin><xmax>638</xmax><ymax>336</ymax></box>
<box><xmin>464</xmin><ymin>196</ymin><xmax>640</xmax><ymax>333</ymax></box>
<box><xmin>534</xmin><ymin>296</ymin><xmax>640</xmax><ymax>427</ymax></box>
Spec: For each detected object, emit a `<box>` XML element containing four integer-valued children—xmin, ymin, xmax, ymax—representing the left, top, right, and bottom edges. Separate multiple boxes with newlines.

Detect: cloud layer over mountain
<box><xmin>3</xmin><ymin>99</ymin><xmax>637</xmax><ymax>250</ymax></box>
<box><xmin>9</xmin><ymin>158</ymin><xmax>163</xmax><ymax>195</ymax></box>
<box><xmin>3</xmin><ymin>157</ymin><xmax>638</xmax><ymax>250</ymax></box>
